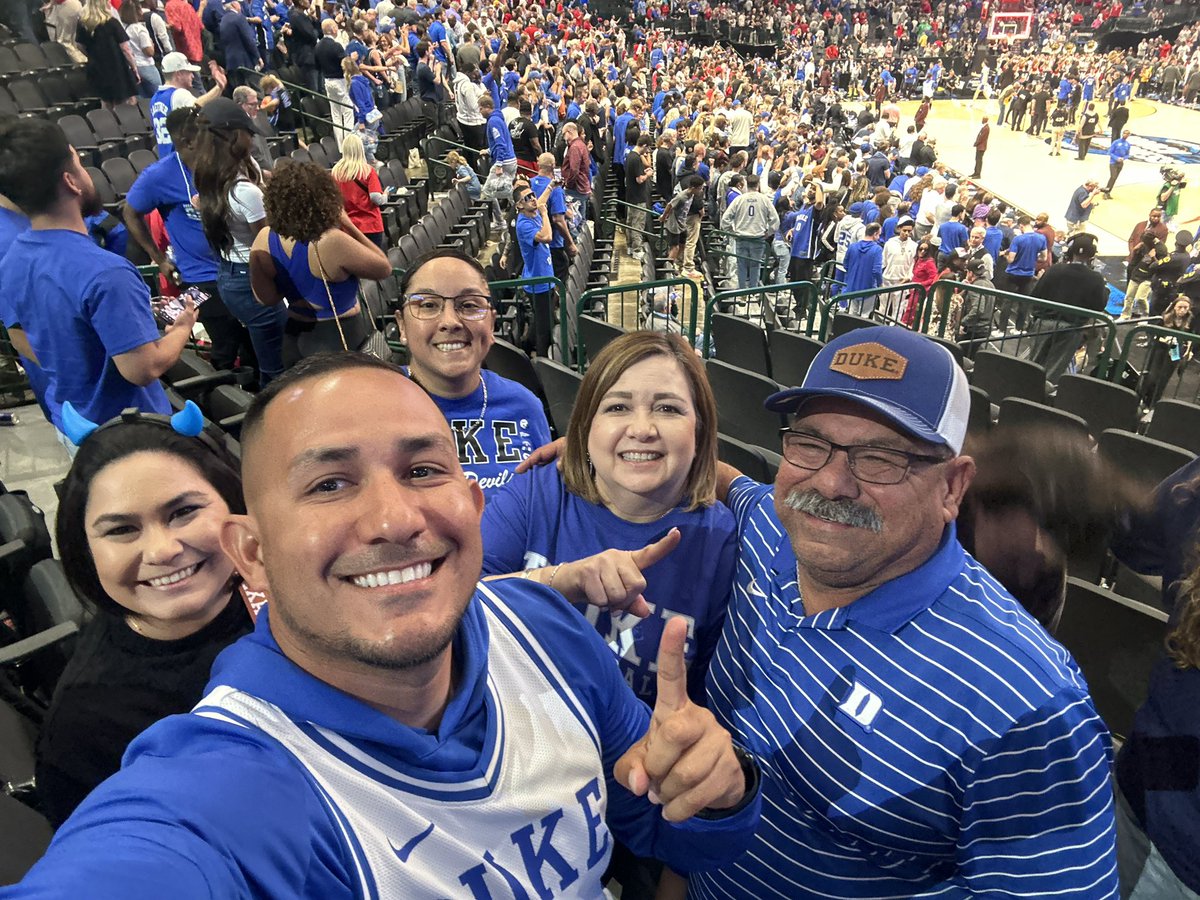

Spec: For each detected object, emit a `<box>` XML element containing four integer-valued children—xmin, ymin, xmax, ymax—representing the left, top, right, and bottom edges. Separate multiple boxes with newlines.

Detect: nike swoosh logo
<box><xmin>746</xmin><ymin>578</ymin><xmax>767</xmax><ymax>599</ymax></box>
<box><xmin>389</xmin><ymin>822</ymin><xmax>435</xmax><ymax>863</ymax></box>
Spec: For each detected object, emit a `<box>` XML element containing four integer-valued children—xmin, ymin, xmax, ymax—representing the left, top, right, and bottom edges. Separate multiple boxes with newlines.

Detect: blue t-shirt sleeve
<box><xmin>480</xmin><ymin>469</ymin><xmax>537</xmax><ymax>574</ymax></box>
<box><xmin>8</xmin><ymin>717</ymin><xmax>345</xmax><ymax>898</ymax></box>
<box><xmin>85</xmin><ymin>262</ymin><xmax>162</xmax><ymax>357</ymax></box>
<box><xmin>549</xmin><ymin>186</ymin><xmax>567</xmax><ymax>217</ymax></box>
<box><xmin>506</xmin><ymin>580</ymin><xmax>762</xmax><ymax>875</ymax></box>
<box><xmin>125</xmin><ymin>163</ymin><xmax>165</xmax><ymax>215</ymax></box>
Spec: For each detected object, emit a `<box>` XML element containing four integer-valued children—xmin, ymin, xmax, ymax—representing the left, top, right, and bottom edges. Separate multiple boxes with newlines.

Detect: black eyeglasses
<box><xmin>402</xmin><ymin>292</ymin><xmax>493</xmax><ymax>320</ymax></box>
<box><xmin>779</xmin><ymin>429</ymin><xmax>949</xmax><ymax>485</ymax></box>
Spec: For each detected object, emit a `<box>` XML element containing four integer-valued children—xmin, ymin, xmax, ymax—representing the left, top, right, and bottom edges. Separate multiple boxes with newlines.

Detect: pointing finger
<box><xmin>654</xmin><ymin>615</ymin><xmax>690</xmax><ymax>714</ymax></box>
<box><xmin>630</xmin><ymin>527</ymin><xmax>681</xmax><ymax>572</ymax></box>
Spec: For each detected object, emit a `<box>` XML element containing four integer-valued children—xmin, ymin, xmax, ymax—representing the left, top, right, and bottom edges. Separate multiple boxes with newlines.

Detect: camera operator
<box><xmin>1159</xmin><ymin>167</ymin><xmax>1187</xmax><ymax>226</ymax></box>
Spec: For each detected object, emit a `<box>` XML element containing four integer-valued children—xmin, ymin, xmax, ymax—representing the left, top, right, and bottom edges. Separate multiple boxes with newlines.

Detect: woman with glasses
<box><xmin>395</xmin><ymin>249</ymin><xmax>551</xmax><ymax>496</ymax></box>
<box><xmin>480</xmin><ymin>330</ymin><xmax>736</xmax><ymax>898</ymax></box>
<box><xmin>249</xmin><ymin>160</ymin><xmax>391</xmax><ymax>367</ymax></box>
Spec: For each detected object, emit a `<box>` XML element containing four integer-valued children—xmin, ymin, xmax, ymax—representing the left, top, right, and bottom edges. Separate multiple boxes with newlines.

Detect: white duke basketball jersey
<box><xmin>193</xmin><ymin>585</ymin><xmax>616</xmax><ymax>899</ymax></box>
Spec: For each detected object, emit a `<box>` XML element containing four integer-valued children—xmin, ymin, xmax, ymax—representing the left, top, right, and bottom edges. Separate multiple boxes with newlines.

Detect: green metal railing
<box><xmin>917</xmin><ymin>281</ymin><xmax>1118</xmax><ymax>378</ymax></box>
<box><xmin>1105</xmin><ymin>323</ymin><xmax>1200</xmax><ymax>404</ymax></box>
<box><xmin>572</xmin><ymin>278</ymin><xmax>701</xmax><ymax>371</ymax></box>
<box><xmin>704</xmin><ymin>281</ymin><xmax>820</xmax><ymax>343</ymax></box>
<box><xmin>821</xmin><ymin>282</ymin><xmax>928</xmax><ymax>340</ymax></box>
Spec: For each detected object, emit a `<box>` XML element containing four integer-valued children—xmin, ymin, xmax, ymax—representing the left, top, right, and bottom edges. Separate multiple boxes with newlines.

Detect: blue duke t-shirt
<box><xmin>1006</xmin><ymin>230</ymin><xmax>1045</xmax><ymax>277</ymax></box>
<box><xmin>0</xmin><ymin>230</ymin><xmax>169</xmax><ymax>428</ymax></box>
<box><xmin>515</xmin><ymin>212</ymin><xmax>554</xmax><ymax>293</ymax></box>
<box><xmin>126</xmin><ymin>153</ymin><xmax>218</xmax><ymax>283</ymax></box>
<box><xmin>480</xmin><ymin>464</ymin><xmax>737</xmax><ymax>707</ymax></box>
<box><xmin>529</xmin><ymin>175</ymin><xmax>567</xmax><ymax>250</ymax></box>
<box><xmin>419</xmin><ymin>369</ymin><xmax>551</xmax><ymax>496</ymax></box>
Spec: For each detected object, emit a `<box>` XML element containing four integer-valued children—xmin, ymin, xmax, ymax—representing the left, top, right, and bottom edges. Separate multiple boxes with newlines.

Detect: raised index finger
<box><xmin>630</xmin><ymin>527</ymin><xmax>681</xmax><ymax>572</ymax></box>
<box><xmin>654</xmin><ymin>615</ymin><xmax>690</xmax><ymax>714</ymax></box>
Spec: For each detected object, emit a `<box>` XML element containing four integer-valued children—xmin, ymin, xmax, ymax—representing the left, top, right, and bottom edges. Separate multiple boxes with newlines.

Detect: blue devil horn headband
<box><xmin>170</xmin><ymin>400</ymin><xmax>205</xmax><ymax>437</ymax></box>
<box><xmin>60</xmin><ymin>400</ymin><xmax>206</xmax><ymax>447</ymax></box>
<box><xmin>60</xmin><ymin>402</ymin><xmax>100</xmax><ymax>447</ymax></box>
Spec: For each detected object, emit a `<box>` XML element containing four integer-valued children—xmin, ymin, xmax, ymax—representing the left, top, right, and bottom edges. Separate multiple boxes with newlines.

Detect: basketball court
<box><xmin>901</xmin><ymin>94</ymin><xmax>1200</xmax><ymax>256</ymax></box>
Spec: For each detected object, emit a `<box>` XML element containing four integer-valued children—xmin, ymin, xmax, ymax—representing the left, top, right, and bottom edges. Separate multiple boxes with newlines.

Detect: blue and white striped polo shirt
<box><xmin>692</xmin><ymin>476</ymin><xmax>1119</xmax><ymax>899</ymax></box>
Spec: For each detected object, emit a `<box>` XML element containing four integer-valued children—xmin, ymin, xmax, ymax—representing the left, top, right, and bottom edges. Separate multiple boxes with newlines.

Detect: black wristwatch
<box><xmin>695</xmin><ymin>744</ymin><xmax>761</xmax><ymax>821</ymax></box>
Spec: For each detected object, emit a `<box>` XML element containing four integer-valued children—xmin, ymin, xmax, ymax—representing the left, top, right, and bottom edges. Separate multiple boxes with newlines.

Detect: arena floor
<box><xmin>907</xmin><ymin>96</ymin><xmax>1200</xmax><ymax>256</ymax></box>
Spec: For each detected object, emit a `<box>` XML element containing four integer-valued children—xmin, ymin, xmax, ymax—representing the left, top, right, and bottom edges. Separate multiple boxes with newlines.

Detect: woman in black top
<box><xmin>36</xmin><ymin>408</ymin><xmax>252</xmax><ymax>827</ymax></box>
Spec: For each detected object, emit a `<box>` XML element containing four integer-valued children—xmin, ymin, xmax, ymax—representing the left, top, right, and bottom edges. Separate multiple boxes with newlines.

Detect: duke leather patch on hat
<box><xmin>829</xmin><ymin>342</ymin><xmax>909</xmax><ymax>380</ymax></box>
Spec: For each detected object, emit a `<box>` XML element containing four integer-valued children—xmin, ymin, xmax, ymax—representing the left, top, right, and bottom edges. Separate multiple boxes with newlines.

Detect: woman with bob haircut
<box><xmin>249</xmin><ymin>160</ymin><xmax>391</xmax><ymax>366</ymax></box>
<box><xmin>481</xmin><ymin>331</ymin><xmax>736</xmax><ymax>899</ymax></box>
<box><xmin>480</xmin><ymin>330</ymin><xmax>736</xmax><ymax>709</ymax></box>
<box><xmin>36</xmin><ymin>405</ymin><xmax>252</xmax><ymax>828</ymax></box>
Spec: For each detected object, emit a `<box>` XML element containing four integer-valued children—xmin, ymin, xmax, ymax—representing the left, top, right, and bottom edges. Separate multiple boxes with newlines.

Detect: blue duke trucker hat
<box><xmin>765</xmin><ymin>326</ymin><xmax>971</xmax><ymax>454</ymax></box>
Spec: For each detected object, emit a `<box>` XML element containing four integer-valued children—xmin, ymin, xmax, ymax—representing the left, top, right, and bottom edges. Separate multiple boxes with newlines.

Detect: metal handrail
<box><xmin>1106</xmin><ymin>322</ymin><xmax>1200</xmax><ymax>388</ymax></box>
<box><xmin>705</xmin><ymin>281</ymin><xmax>820</xmax><ymax>345</ymax></box>
<box><xmin>919</xmin><ymin>280</ymin><xmax>1119</xmax><ymax>377</ymax></box>
<box><xmin>573</xmin><ymin>278</ymin><xmax>701</xmax><ymax>370</ymax></box>
<box><xmin>820</xmin><ymin>282</ymin><xmax>927</xmax><ymax>340</ymax></box>
<box><xmin>236</xmin><ymin>66</ymin><xmax>354</xmax><ymax>110</ymax></box>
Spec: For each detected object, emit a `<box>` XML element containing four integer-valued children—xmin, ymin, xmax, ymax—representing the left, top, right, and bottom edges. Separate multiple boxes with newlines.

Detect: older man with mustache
<box><xmin>693</xmin><ymin>326</ymin><xmax>1120</xmax><ymax>899</ymax></box>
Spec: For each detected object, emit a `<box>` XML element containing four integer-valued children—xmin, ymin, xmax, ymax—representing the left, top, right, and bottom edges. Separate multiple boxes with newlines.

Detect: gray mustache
<box><xmin>782</xmin><ymin>489</ymin><xmax>883</xmax><ymax>533</ymax></box>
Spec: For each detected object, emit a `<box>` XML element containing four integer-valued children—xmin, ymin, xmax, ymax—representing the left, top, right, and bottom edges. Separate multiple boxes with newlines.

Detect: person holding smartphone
<box><xmin>125</xmin><ymin>106</ymin><xmax>253</xmax><ymax>374</ymax></box>
<box><xmin>513</xmin><ymin>178</ymin><xmax>557</xmax><ymax>358</ymax></box>
<box><xmin>0</xmin><ymin>118</ymin><xmax>196</xmax><ymax>450</ymax></box>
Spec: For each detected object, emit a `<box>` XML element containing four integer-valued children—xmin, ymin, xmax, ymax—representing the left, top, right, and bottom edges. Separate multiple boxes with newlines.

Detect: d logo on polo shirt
<box><xmin>828</xmin><ymin>342</ymin><xmax>909</xmax><ymax>380</ymax></box>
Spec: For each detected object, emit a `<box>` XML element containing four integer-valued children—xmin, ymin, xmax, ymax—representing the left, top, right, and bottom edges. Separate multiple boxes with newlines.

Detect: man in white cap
<box><xmin>151</xmin><ymin>51</ymin><xmax>227</xmax><ymax>157</ymax></box>
<box><xmin>693</xmin><ymin>326</ymin><xmax>1119</xmax><ymax>899</ymax></box>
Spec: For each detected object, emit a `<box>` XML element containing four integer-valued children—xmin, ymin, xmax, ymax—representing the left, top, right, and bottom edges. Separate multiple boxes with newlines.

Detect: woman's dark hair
<box><xmin>397</xmin><ymin>247</ymin><xmax>489</xmax><ymax>298</ymax></box>
<box><xmin>118</xmin><ymin>0</ymin><xmax>140</xmax><ymax>25</ymax></box>
<box><xmin>56</xmin><ymin>423</ymin><xmax>245</xmax><ymax>617</ymax></box>
<box><xmin>262</xmin><ymin>160</ymin><xmax>344</xmax><ymax>244</ymax></box>
<box><xmin>192</xmin><ymin>119</ymin><xmax>258</xmax><ymax>258</ymax></box>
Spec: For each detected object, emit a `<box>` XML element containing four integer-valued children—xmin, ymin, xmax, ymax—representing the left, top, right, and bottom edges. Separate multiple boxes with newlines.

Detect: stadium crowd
<box><xmin>1</xmin><ymin>0</ymin><xmax>1200</xmax><ymax>895</ymax></box>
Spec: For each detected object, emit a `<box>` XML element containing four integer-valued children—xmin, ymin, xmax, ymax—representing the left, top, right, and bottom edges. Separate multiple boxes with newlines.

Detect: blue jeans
<box><xmin>217</xmin><ymin>259</ymin><xmax>286</xmax><ymax>385</ymax></box>
<box><xmin>734</xmin><ymin>237</ymin><xmax>766</xmax><ymax>290</ymax></box>
<box><xmin>137</xmin><ymin>65</ymin><xmax>162</xmax><ymax>98</ymax></box>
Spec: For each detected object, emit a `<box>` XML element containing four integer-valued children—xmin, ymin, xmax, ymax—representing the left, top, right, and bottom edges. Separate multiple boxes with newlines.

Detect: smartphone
<box><xmin>156</xmin><ymin>286</ymin><xmax>209</xmax><ymax>326</ymax></box>
<box><xmin>553</xmin><ymin>167</ymin><xmax>563</xmax><ymax>184</ymax></box>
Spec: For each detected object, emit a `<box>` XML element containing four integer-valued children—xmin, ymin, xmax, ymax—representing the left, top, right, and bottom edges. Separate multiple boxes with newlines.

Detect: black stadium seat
<box><xmin>1054</xmin><ymin>578</ymin><xmax>1168</xmax><ymax>742</ymax></box>
<box><xmin>718</xmin><ymin>433</ymin><xmax>778</xmax><ymax>484</ymax></box>
<box><xmin>995</xmin><ymin>397</ymin><xmax>1090</xmax><ymax>442</ymax></box>
<box><xmin>706</xmin><ymin>359</ymin><xmax>786</xmax><ymax>449</ymax></box>
<box><xmin>1146</xmin><ymin>399</ymin><xmax>1200</xmax><ymax>456</ymax></box>
<box><xmin>484</xmin><ymin>338</ymin><xmax>544</xmax><ymax>399</ymax></box>
<box><xmin>769</xmin><ymin>330</ymin><xmax>823</xmax><ymax>387</ymax></box>
<box><xmin>100</xmin><ymin>157</ymin><xmax>137</xmax><ymax>197</ymax></box>
<box><xmin>970</xmin><ymin>350</ymin><xmax>1048</xmax><ymax>405</ymax></box>
<box><xmin>532</xmin><ymin>357</ymin><xmax>582</xmax><ymax>438</ymax></box>
<box><xmin>128</xmin><ymin>148</ymin><xmax>158</xmax><ymax>174</ymax></box>
<box><xmin>1054</xmin><ymin>374</ymin><xmax>1138</xmax><ymax>439</ymax></box>
<box><xmin>710</xmin><ymin>313</ymin><xmax>771</xmax><ymax>378</ymax></box>
<box><xmin>1098</xmin><ymin>429</ymin><xmax>1194</xmax><ymax>490</ymax></box>
<box><xmin>578</xmin><ymin>315</ymin><xmax>625</xmax><ymax>368</ymax></box>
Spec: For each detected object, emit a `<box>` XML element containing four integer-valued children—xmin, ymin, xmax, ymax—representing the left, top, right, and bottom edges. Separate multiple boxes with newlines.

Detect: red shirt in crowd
<box><xmin>336</xmin><ymin>169</ymin><xmax>384</xmax><ymax>237</ymax></box>
<box><xmin>164</xmin><ymin>0</ymin><xmax>203</xmax><ymax>63</ymax></box>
